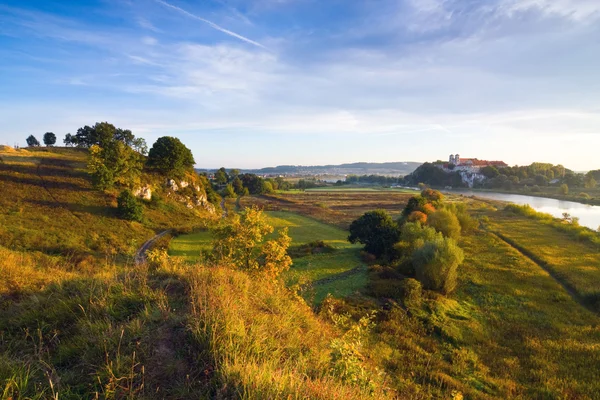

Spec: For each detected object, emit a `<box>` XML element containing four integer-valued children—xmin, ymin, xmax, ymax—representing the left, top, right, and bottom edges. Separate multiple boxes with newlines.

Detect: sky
<box><xmin>1</xmin><ymin>0</ymin><xmax>599</xmax><ymax>170</ymax></box>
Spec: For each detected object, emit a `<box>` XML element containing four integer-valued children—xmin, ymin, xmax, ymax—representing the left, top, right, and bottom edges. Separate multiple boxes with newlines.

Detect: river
<box><xmin>448</xmin><ymin>190</ymin><xmax>600</xmax><ymax>231</ymax></box>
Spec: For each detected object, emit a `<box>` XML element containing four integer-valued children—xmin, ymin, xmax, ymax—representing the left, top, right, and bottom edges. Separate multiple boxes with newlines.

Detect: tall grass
<box><xmin>186</xmin><ymin>266</ymin><xmax>387</xmax><ymax>399</ymax></box>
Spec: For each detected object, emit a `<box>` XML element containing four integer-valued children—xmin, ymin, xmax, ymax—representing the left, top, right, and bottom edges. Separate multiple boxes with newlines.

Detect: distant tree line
<box><xmin>403</xmin><ymin>161</ymin><xmax>596</xmax><ymax>191</ymax></box>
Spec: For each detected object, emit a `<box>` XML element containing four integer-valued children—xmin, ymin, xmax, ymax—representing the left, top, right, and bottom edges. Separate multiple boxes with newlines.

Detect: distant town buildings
<box><xmin>441</xmin><ymin>154</ymin><xmax>508</xmax><ymax>188</ymax></box>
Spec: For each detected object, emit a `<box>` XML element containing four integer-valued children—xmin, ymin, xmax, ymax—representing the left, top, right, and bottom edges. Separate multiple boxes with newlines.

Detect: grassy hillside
<box><xmin>0</xmin><ymin>146</ymin><xmax>214</xmax><ymax>260</ymax></box>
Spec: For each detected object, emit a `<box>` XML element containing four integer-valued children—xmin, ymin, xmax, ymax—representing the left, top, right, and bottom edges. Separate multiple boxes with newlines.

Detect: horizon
<box><xmin>1</xmin><ymin>0</ymin><xmax>599</xmax><ymax>170</ymax></box>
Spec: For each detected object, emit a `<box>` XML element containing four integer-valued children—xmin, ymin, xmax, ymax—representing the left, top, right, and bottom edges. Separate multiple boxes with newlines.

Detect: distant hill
<box><xmin>198</xmin><ymin>161</ymin><xmax>422</xmax><ymax>176</ymax></box>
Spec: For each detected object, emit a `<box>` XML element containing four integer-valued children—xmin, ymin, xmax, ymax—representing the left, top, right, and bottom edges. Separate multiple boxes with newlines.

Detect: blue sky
<box><xmin>1</xmin><ymin>0</ymin><xmax>599</xmax><ymax>170</ymax></box>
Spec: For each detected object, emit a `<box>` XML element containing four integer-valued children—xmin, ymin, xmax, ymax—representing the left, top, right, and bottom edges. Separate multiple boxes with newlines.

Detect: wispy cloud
<box><xmin>155</xmin><ymin>0</ymin><xmax>267</xmax><ymax>49</ymax></box>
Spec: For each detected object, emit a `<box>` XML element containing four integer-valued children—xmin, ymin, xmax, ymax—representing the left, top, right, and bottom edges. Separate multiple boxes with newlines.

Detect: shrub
<box><xmin>394</xmin><ymin>222</ymin><xmax>440</xmax><ymax>260</ymax></box>
<box><xmin>579</xmin><ymin>192</ymin><xmax>591</xmax><ymax>199</ymax></box>
<box><xmin>421</xmin><ymin>189</ymin><xmax>444</xmax><ymax>203</ymax></box>
<box><xmin>427</xmin><ymin>209</ymin><xmax>461</xmax><ymax>239</ymax></box>
<box><xmin>559</xmin><ymin>184</ymin><xmax>569</xmax><ymax>195</ymax></box>
<box><xmin>412</xmin><ymin>236</ymin><xmax>464</xmax><ymax>294</ymax></box>
<box><xmin>531</xmin><ymin>185</ymin><xmax>541</xmax><ymax>192</ymax></box>
<box><xmin>399</xmin><ymin>278</ymin><xmax>422</xmax><ymax>308</ymax></box>
<box><xmin>117</xmin><ymin>190</ymin><xmax>143</xmax><ymax>221</ymax></box>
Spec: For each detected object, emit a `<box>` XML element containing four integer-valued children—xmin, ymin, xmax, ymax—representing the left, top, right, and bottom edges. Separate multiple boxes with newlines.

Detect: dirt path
<box><xmin>135</xmin><ymin>230</ymin><xmax>171</xmax><ymax>264</ymax></box>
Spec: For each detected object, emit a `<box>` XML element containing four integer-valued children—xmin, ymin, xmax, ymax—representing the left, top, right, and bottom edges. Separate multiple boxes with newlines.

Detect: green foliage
<box><xmin>412</xmin><ymin>236</ymin><xmax>464</xmax><ymax>294</ymax></box>
<box><xmin>43</xmin><ymin>132</ymin><xmax>56</xmax><ymax>146</ymax></box>
<box><xmin>117</xmin><ymin>190</ymin><xmax>143</xmax><ymax>222</ymax></box>
<box><xmin>327</xmin><ymin>309</ymin><xmax>376</xmax><ymax>391</ymax></box>
<box><xmin>211</xmin><ymin>207</ymin><xmax>292</xmax><ymax>277</ymax></box>
<box><xmin>147</xmin><ymin>136</ymin><xmax>195</xmax><ymax>176</ymax></box>
<box><xmin>87</xmin><ymin>141</ymin><xmax>144</xmax><ymax>190</ymax></box>
<box><xmin>25</xmin><ymin>135</ymin><xmax>40</xmax><ymax>147</ymax></box>
<box><xmin>559</xmin><ymin>183</ymin><xmax>569</xmax><ymax>195</ymax></box>
<box><xmin>214</xmin><ymin>167</ymin><xmax>228</xmax><ymax>185</ymax></box>
<box><xmin>398</xmin><ymin>278</ymin><xmax>422</xmax><ymax>308</ymax></box>
<box><xmin>427</xmin><ymin>209</ymin><xmax>462</xmax><ymax>239</ymax></box>
<box><xmin>222</xmin><ymin>183</ymin><xmax>235</xmax><ymax>198</ymax></box>
<box><xmin>348</xmin><ymin>210</ymin><xmax>400</xmax><ymax>258</ymax></box>
<box><xmin>394</xmin><ymin>222</ymin><xmax>440</xmax><ymax>261</ymax></box>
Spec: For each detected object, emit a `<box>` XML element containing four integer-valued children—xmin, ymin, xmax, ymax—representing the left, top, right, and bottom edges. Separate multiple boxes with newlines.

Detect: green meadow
<box><xmin>170</xmin><ymin>211</ymin><xmax>366</xmax><ymax>304</ymax></box>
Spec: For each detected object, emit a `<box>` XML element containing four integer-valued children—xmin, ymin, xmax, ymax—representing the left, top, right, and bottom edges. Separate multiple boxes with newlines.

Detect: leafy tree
<box><xmin>427</xmin><ymin>209</ymin><xmax>461</xmax><ymax>239</ymax></box>
<box><xmin>412</xmin><ymin>236</ymin><xmax>464</xmax><ymax>294</ymax></box>
<box><xmin>534</xmin><ymin>174</ymin><xmax>549</xmax><ymax>186</ymax></box>
<box><xmin>214</xmin><ymin>167</ymin><xmax>229</xmax><ymax>185</ymax></box>
<box><xmin>64</xmin><ymin>133</ymin><xmax>74</xmax><ymax>147</ymax></box>
<box><xmin>420</xmin><ymin>189</ymin><xmax>444</xmax><ymax>204</ymax></box>
<box><xmin>481</xmin><ymin>165</ymin><xmax>500</xmax><ymax>179</ymax></box>
<box><xmin>87</xmin><ymin>141</ymin><xmax>144</xmax><ymax>190</ymax></box>
<box><xmin>402</xmin><ymin>196</ymin><xmax>427</xmax><ymax>218</ymax></box>
<box><xmin>263</xmin><ymin>181</ymin><xmax>274</xmax><ymax>193</ymax></box>
<box><xmin>26</xmin><ymin>135</ymin><xmax>40</xmax><ymax>147</ymax></box>
<box><xmin>43</xmin><ymin>132</ymin><xmax>56</xmax><ymax>146</ymax></box>
<box><xmin>232</xmin><ymin>176</ymin><xmax>244</xmax><ymax>195</ymax></box>
<box><xmin>73</xmin><ymin>122</ymin><xmax>134</xmax><ymax>148</ymax></box>
<box><xmin>117</xmin><ymin>190</ymin><xmax>143</xmax><ymax>221</ymax></box>
<box><xmin>584</xmin><ymin>176</ymin><xmax>597</xmax><ymax>189</ymax></box>
<box><xmin>348</xmin><ymin>210</ymin><xmax>400</xmax><ymax>258</ymax></box>
<box><xmin>211</xmin><ymin>207</ymin><xmax>292</xmax><ymax>277</ymax></box>
<box><xmin>559</xmin><ymin>184</ymin><xmax>569</xmax><ymax>195</ymax></box>
<box><xmin>241</xmin><ymin>174</ymin><xmax>266</xmax><ymax>195</ymax></box>
<box><xmin>229</xmin><ymin>168</ymin><xmax>241</xmax><ymax>179</ymax></box>
<box><xmin>223</xmin><ymin>183</ymin><xmax>236</xmax><ymax>198</ymax></box>
<box><xmin>147</xmin><ymin>136</ymin><xmax>195</xmax><ymax>176</ymax></box>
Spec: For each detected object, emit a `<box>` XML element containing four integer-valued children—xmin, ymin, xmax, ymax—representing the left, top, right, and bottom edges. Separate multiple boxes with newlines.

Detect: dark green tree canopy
<box><xmin>147</xmin><ymin>136</ymin><xmax>195</xmax><ymax>176</ymax></box>
<box><xmin>214</xmin><ymin>167</ymin><xmax>229</xmax><ymax>185</ymax></box>
<box><xmin>43</xmin><ymin>132</ymin><xmax>56</xmax><ymax>146</ymax></box>
<box><xmin>348</xmin><ymin>209</ymin><xmax>400</xmax><ymax>258</ymax></box>
<box><xmin>26</xmin><ymin>135</ymin><xmax>40</xmax><ymax>147</ymax></box>
<box><xmin>73</xmin><ymin>122</ymin><xmax>138</xmax><ymax>149</ymax></box>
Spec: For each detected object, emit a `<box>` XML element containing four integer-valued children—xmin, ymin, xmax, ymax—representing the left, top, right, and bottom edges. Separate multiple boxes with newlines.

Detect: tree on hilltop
<box><xmin>43</xmin><ymin>132</ymin><xmax>56</xmax><ymax>147</ymax></box>
<box><xmin>147</xmin><ymin>136</ymin><xmax>195</xmax><ymax>176</ymax></box>
<box><xmin>73</xmin><ymin>122</ymin><xmax>141</xmax><ymax>149</ymax></box>
<box><xmin>26</xmin><ymin>135</ymin><xmax>40</xmax><ymax>147</ymax></box>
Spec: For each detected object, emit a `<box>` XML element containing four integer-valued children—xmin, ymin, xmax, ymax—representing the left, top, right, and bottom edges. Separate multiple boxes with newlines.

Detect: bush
<box><xmin>412</xmin><ymin>236</ymin><xmax>464</xmax><ymax>294</ymax></box>
<box><xmin>399</xmin><ymin>278</ymin><xmax>422</xmax><ymax>308</ymax></box>
<box><xmin>117</xmin><ymin>190</ymin><xmax>143</xmax><ymax>221</ymax></box>
<box><xmin>559</xmin><ymin>184</ymin><xmax>569</xmax><ymax>195</ymax></box>
<box><xmin>427</xmin><ymin>209</ymin><xmax>461</xmax><ymax>239</ymax></box>
<box><xmin>579</xmin><ymin>192</ymin><xmax>591</xmax><ymax>199</ymax></box>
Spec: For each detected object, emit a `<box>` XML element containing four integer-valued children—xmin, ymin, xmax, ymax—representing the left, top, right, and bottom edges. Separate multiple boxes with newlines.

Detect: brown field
<box><xmin>241</xmin><ymin>191</ymin><xmax>414</xmax><ymax>228</ymax></box>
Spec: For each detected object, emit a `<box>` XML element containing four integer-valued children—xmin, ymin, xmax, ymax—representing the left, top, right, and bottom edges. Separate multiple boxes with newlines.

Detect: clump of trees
<box><xmin>86</xmin><ymin>123</ymin><xmax>146</xmax><ymax>191</ymax></box>
<box><xmin>350</xmin><ymin>189</ymin><xmax>471</xmax><ymax>298</ymax></box>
